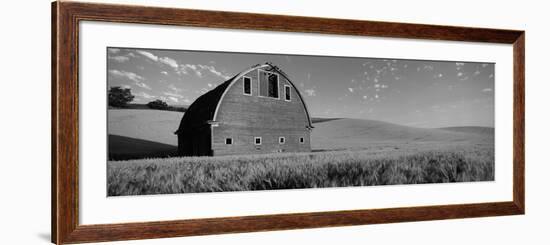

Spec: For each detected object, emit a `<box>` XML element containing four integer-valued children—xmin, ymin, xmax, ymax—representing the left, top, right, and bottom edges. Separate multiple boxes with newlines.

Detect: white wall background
<box><xmin>0</xmin><ymin>0</ymin><xmax>547</xmax><ymax>244</ymax></box>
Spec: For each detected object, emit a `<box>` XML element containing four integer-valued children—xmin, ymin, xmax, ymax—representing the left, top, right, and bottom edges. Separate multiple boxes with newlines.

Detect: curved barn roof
<box><xmin>175</xmin><ymin>63</ymin><xmax>313</xmax><ymax>134</ymax></box>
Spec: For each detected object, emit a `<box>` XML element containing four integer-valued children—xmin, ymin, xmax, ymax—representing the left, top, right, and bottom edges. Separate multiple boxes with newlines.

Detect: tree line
<box><xmin>108</xmin><ymin>86</ymin><xmax>186</xmax><ymax>112</ymax></box>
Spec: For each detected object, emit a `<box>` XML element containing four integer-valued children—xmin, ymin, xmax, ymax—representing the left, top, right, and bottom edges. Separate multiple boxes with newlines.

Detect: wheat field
<box><xmin>107</xmin><ymin>110</ymin><xmax>494</xmax><ymax>196</ymax></box>
<box><xmin>107</xmin><ymin>143</ymin><xmax>494</xmax><ymax>196</ymax></box>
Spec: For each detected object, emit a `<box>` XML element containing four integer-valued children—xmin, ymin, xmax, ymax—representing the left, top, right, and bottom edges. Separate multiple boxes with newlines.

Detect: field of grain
<box><xmin>108</xmin><ymin>143</ymin><xmax>493</xmax><ymax>196</ymax></box>
<box><xmin>107</xmin><ymin>109</ymin><xmax>494</xmax><ymax>196</ymax></box>
<box><xmin>108</xmin><ymin>109</ymin><xmax>181</xmax><ymax>160</ymax></box>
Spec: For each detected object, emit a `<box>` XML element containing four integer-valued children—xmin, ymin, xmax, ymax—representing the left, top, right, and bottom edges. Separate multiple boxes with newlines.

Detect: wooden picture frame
<box><xmin>52</xmin><ymin>1</ymin><xmax>525</xmax><ymax>244</ymax></box>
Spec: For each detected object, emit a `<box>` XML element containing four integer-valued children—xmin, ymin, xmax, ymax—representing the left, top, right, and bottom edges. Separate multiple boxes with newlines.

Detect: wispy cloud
<box><xmin>108</xmin><ymin>69</ymin><xmax>151</xmax><ymax>90</ymax></box>
<box><xmin>374</xmin><ymin>84</ymin><xmax>389</xmax><ymax>89</ymax></box>
<box><xmin>108</xmin><ymin>56</ymin><xmax>130</xmax><ymax>63</ymax></box>
<box><xmin>163</xmin><ymin>91</ymin><xmax>184</xmax><ymax>98</ymax></box>
<box><xmin>482</xmin><ymin>88</ymin><xmax>493</xmax><ymax>93</ymax></box>
<box><xmin>199</xmin><ymin>64</ymin><xmax>230</xmax><ymax>80</ymax></box>
<box><xmin>177</xmin><ymin>63</ymin><xmax>229</xmax><ymax>80</ymax></box>
<box><xmin>136</xmin><ymin>50</ymin><xmax>159</xmax><ymax>62</ymax></box>
<box><xmin>162</xmin><ymin>91</ymin><xmax>191</xmax><ymax>104</ymax></box>
<box><xmin>168</xmin><ymin>84</ymin><xmax>183</xmax><ymax>93</ymax></box>
<box><xmin>423</xmin><ymin>65</ymin><xmax>434</xmax><ymax>71</ymax></box>
<box><xmin>108</xmin><ymin>50</ymin><xmax>136</xmax><ymax>63</ymax></box>
<box><xmin>108</xmin><ymin>48</ymin><xmax>120</xmax><ymax>54</ymax></box>
<box><xmin>133</xmin><ymin>56</ymin><xmax>221</xmax><ymax>80</ymax></box>
<box><xmin>159</xmin><ymin>57</ymin><xmax>178</xmax><ymax>69</ymax></box>
<box><xmin>177</xmin><ymin>67</ymin><xmax>188</xmax><ymax>75</ymax></box>
<box><xmin>180</xmin><ymin>64</ymin><xmax>199</xmax><ymax>77</ymax></box>
<box><xmin>134</xmin><ymin>82</ymin><xmax>152</xmax><ymax>90</ymax></box>
<box><xmin>135</xmin><ymin>91</ymin><xmax>155</xmax><ymax>99</ymax></box>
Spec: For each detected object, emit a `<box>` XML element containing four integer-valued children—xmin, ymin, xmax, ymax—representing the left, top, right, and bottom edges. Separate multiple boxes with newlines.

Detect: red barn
<box><xmin>175</xmin><ymin>63</ymin><xmax>313</xmax><ymax>156</ymax></box>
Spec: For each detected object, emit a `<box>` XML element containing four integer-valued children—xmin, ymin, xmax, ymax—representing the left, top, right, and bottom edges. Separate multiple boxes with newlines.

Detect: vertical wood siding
<box><xmin>213</xmin><ymin>68</ymin><xmax>312</xmax><ymax>155</ymax></box>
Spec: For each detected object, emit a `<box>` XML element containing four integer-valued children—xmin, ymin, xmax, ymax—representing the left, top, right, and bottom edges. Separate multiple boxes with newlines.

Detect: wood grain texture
<box><xmin>61</xmin><ymin>1</ymin><xmax>522</xmax><ymax>43</ymax></box>
<box><xmin>52</xmin><ymin>1</ymin><xmax>525</xmax><ymax>244</ymax></box>
<box><xmin>51</xmin><ymin>2</ymin><xmax>58</xmax><ymax>243</ymax></box>
<box><xmin>213</xmin><ymin>67</ymin><xmax>311</xmax><ymax>155</ymax></box>
<box><xmin>513</xmin><ymin>33</ymin><xmax>525</xmax><ymax>213</ymax></box>
<box><xmin>63</xmin><ymin>202</ymin><xmax>521</xmax><ymax>244</ymax></box>
<box><xmin>53</xmin><ymin>1</ymin><xmax>80</xmax><ymax>244</ymax></box>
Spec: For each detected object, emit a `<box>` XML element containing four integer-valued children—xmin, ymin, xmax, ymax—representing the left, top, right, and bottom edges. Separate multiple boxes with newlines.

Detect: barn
<box><xmin>175</xmin><ymin>63</ymin><xmax>313</xmax><ymax>156</ymax></box>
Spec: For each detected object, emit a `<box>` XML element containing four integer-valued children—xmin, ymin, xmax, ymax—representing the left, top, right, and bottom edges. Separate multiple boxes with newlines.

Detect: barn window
<box><xmin>225</xmin><ymin>138</ymin><xmax>233</xmax><ymax>145</ymax></box>
<box><xmin>279</xmin><ymin>137</ymin><xmax>285</xmax><ymax>144</ymax></box>
<box><xmin>284</xmin><ymin>85</ymin><xmax>291</xmax><ymax>101</ymax></box>
<box><xmin>268</xmin><ymin>74</ymin><xmax>279</xmax><ymax>98</ymax></box>
<box><xmin>254</xmin><ymin>137</ymin><xmax>262</xmax><ymax>145</ymax></box>
<box><xmin>299</xmin><ymin>137</ymin><xmax>305</xmax><ymax>144</ymax></box>
<box><xmin>259</xmin><ymin>71</ymin><xmax>279</xmax><ymax>98</ymax></box>
<box><xmin>243</xmin><ymin>77</ymin><xmax>251</xmax><ymax>95</ymax></box>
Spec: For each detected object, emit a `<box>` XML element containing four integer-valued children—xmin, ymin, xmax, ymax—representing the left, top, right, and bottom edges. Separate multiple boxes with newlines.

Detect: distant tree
<box><xmin>147</xmin><ymin>99</ymin><xmax>169</xmax><ymax>110</ymax></box>
<box><xmin>108</xmin><ymin>86</ymin><xmax>134</xmax><ymax>107</ymax></box>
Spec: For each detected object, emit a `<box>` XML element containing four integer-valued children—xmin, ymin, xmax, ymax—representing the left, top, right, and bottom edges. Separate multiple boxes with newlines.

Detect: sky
<box><xmin>107</xmin><ymin>47</ymin><xmax>494</xmax><ymax>128</ymax></box>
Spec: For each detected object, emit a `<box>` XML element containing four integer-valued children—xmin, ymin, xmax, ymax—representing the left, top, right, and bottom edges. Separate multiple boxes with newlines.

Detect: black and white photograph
<box><xmin>4</xmin><ymin>1</ymin><xmax>545</xmax><ymax>244</ymax></box>
<box><xmin>107</xmin><ymin>47</ymin><xmax>495</xmax><ymax>196</ymax></box>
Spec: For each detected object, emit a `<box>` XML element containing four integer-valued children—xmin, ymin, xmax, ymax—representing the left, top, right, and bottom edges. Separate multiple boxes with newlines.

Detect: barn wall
<box><xmin>213</xmin><ymin>68</ymin><xmax>312</xmax><ymax>155</ymax></box>
<box><xmin>178</xmin><ymin>125</ymin><xmax>212</xmax><ymax>156</ymax></box>
<box><xmin>213</xmin><ymin>127</ymin><xmax>311</xmax><ymax>155</ymax></box>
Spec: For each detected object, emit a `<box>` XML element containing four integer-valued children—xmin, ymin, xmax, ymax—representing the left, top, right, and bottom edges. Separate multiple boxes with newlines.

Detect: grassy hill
<box><xmin>107</xmin><ymin>111</ymin><xmax>495</xmax><ymax>195</ymax></box>
<box><xmin>108</xmin><ymin>109</ymin><xmax>182</xmax><ymax>160</ymax></box>
<box><xmin>311</xmin><ymin>118</ymin><xmax>493</xmax><ymax>151</ymax></box>
<box><xmin>108</xmin><ymin>110</ymin><xmax>493</xmax><ymax>160</ymax></box>
<box><xmin>110</xmin><ymin>103</ymin><xmax>187</xmax><ymax>112</ymax></box>
<box><xmin>439</xmin><ymin>126</ymin><xmax>494</xmax><ymax>135</ymax></box>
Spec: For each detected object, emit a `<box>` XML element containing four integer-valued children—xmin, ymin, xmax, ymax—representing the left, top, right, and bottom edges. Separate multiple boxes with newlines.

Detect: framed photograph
<box><xmin>52</xmin><ymin>1</ymin><xmax>524</xmax><ymax>244</ymax></box>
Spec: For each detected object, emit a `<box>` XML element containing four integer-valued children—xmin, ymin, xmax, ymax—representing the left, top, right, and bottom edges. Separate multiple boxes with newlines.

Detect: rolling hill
<box><xmin>108</xmin><ymin>109</ymin><xmax>182</xmax><ymax>146</ymax></box>
<box><xmin>108</xmin><ymin>109</ymin><xmax>494</xmax><ymax>159</ymax></box>
<box><xmin>311</xmin><ymin>118</ymin><xmax>493</xmax><ymax>150</ymax></box>
<box><xmin>108</xmin><ymin>109</ymin><xmax>182</xmax><ymax>160</ymax></box>
<box><xmin>438</xmin><ymin>126</ymin><xmax>494</xmax><ymax>135</ymax></box>
<box><xmin>110</xmin><ymin>103</ymin><xmax>187</xmax><ymax>112</ymax></box>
